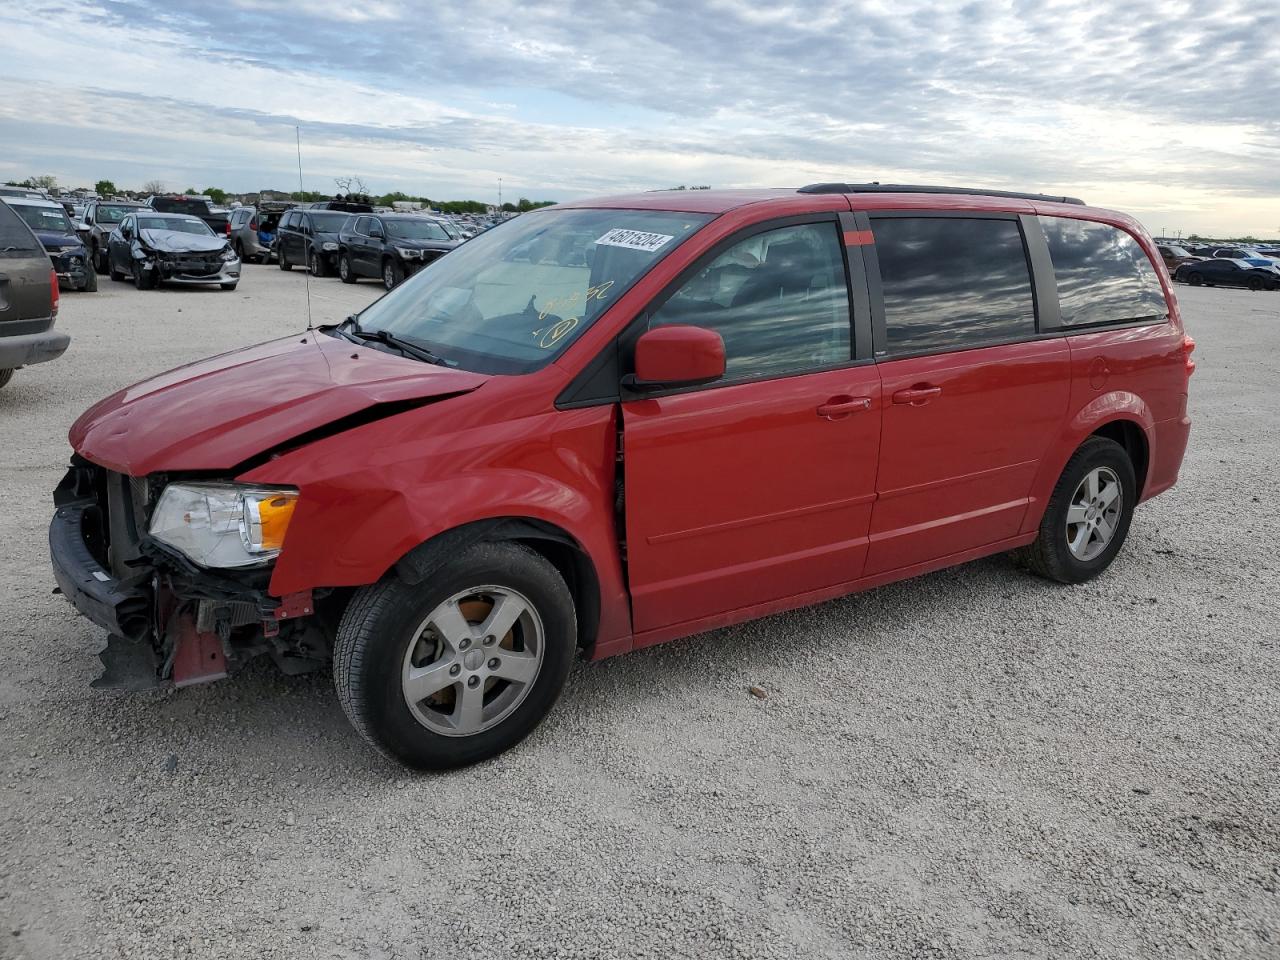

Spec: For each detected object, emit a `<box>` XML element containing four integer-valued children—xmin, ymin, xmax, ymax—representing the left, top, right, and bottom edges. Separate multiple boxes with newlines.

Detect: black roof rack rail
<box><xmin>797</xmin><ymin>182</ymin><xmax>1085</xmax><ymax>205</ymax></box>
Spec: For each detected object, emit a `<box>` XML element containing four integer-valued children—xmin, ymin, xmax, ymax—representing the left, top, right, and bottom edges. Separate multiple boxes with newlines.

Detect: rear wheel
<box><xmin>1248</xmin><ymin>277</ymin><xmax>1264</xmax><ymax>291</ymax></box>
<box><xmin>334</xmin><ymin>541</ymin><xmax>576</xmax><ymax>769</ymax></box>
<box><xmin>1186</xmin><ymin>272</ymin><xmax>1203</xmax><ymax>286</ymax></box>
<box><xmin>339</xmin><ymin>253</ymin><xmax>356</xmax><ymax>284</ymax></box>
<box><xmin>1015</xmin><ymin>436</ymin><xmax>1136</xmax><ymax>584</ymax></box>
<box><xmin>278</xmin><ymin>245</ymin><xmax>292</xmax><ymax>271</ymax></box>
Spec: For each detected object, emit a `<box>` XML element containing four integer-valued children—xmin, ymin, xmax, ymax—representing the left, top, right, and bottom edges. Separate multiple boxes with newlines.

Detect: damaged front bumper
<box><xmin>51</xmin><ymin>249</ymin><xmax>91</xmax><ymax>289</ymax></box>
<box><xmin>138</xmin><ymin>253</ymin><xmax>241</xmax><ymax>286</ymax></box>
<box><xmin>49</xmin><ymin>461</ymin><xmax>326</xmax><ymax>690</ymax></box>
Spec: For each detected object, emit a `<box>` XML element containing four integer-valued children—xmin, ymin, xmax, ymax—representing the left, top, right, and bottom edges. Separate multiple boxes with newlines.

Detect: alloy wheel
<box><xmin>400</xmin><ymin>585</ymin><xmax>545</xmax><ymax>737</ymax></box>
<box><xmin>1065</xmin><ymin>466</ymin><xmax>1122</xmax><ymax>561</ymax></box>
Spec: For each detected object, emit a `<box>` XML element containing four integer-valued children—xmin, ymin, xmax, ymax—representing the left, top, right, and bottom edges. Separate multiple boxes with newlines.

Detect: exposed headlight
<box><xmin>393</xmin><ymin>245</ymin><xmax>422</xmax><ymax>259</ymax></box>
<box><xmin>149</xmin><ymin>483</ymin><xmax>299</xmax><ymax>568</ymax></box>
<box><xmin>220</xmin><ymin>247</ymin><xmax>238</xmax><ymax>261</ymax></box>
<box><xmin>322</xmin><ymin>241</ymin><xmax>338</xmax><ymax>252</ymax></box>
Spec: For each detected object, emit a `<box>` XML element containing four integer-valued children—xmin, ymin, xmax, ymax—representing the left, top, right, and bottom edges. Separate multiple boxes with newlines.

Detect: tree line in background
<box><xmin>5</xmin><ymin>174</ymin><xmax>555</xmax><ymax>216</ymax></box>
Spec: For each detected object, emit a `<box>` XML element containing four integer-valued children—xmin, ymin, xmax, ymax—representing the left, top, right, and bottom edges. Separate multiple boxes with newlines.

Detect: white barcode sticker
<box><xmin>595</xmin><ymin>228</ymin><xmax>674</xmax><ymax>253</ymax></box>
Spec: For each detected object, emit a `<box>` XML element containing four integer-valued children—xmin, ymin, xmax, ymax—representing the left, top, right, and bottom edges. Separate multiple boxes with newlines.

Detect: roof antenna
<box><xmin>296</xmin><ymin>125</ymin><xmax>314</xmax><ymax>331</ymax></box>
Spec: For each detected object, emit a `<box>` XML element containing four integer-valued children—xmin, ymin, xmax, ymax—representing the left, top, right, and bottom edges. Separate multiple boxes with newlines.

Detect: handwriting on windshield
<box><xmin>535</xmin><ymin>280</ymin><xmax>614</xmax><ymax>322</ymax></box>
<box><xmin>532</xmin><ymin>316</ymin><xmax>579</xmax><ymax>348</ymax></box>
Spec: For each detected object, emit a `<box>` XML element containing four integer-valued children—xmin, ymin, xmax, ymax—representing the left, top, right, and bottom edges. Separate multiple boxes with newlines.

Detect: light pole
<box><xmin>498</xmin><ymin>178</ymin><xmax>503</xmax><ymax>214</ymax></box>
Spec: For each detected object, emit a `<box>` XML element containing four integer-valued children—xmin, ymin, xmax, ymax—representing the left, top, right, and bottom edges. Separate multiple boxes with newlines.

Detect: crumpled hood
<box><xmin>70</xmin><ymin>334</ymin><xmax>488</xmax><ymax>475</ymax></box>
<box><xmin>138</xmin><ymin>230</ymin><xmax>228</xmax><ymax>254</ymax></box>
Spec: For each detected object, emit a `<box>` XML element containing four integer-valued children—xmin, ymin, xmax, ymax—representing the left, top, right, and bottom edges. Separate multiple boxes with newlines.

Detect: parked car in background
<box><xmin>105</xmin><ymin>211</ymin><xmax>240</xmax><ymax>290</ymax></box>
<box><xmin>146</xmin><ymin>195</ymin><xmax>231</xmax><ymax>236</ymax></box>
<box><xmin>228</xmin><ymin>201</ymin><xmax>294</xmax><ymax>264</ymax></box>
<box><xmin>275</xmin><ymin>208</ymin><xmax>352</xmax><ymax>276</ymax></box>
<box><xmin>1208</xmin><ymin>246</ymin><xmax>1278</xmax><ymax>268</ymax></box>
<box><xmin>0</xmin><ymin>185</ymin><xmax>47</xmax><ymax>200</ymax></box>
<box><xmin>49</xmin><ymin>183</ymin><xmax>1194</xmax><ymax>769</ymax></box>
<box><xmin>1156</xmin><ymin>243</ymin><xmax>1203</xmax><ymax>274</ymax></box>
<box><xmin>1174</xmin><ymin>258</ymin><xmax>1280</xmax><ymax>290</ymax></box>
<box><xmin>0</xmin><ymin>199</ymin><xmax>69</xmax><ymax>390</ymax></box>
<box><xmin>307</xmin><ymin>199</ymin><xmax>373</xmax><ymax>213</ymax></box>
<box><xmin>4</xmin><ymin>196</ymin><xmax>96</xmax><ymax>291</ymax></box>
<box><xmin>338</xmin><ymin>213</ymin><xmax>460</xmax><ymax>288</ymax></box>
<box><xmin>82</xmin><ymin>199</ymin><xmax>147</xmax><ymax>273</ymax></box>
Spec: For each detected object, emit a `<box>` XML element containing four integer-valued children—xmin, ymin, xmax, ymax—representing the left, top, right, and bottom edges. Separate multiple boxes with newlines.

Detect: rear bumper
<box><xmin>49</xmin><ymin>499</ymin><xmax>152</xmax><ymax>640</ymax></box>
<box><xmin>0</xmin><ymin>328</ymin><xmax>70</xmax><ymax>369</ymax></box>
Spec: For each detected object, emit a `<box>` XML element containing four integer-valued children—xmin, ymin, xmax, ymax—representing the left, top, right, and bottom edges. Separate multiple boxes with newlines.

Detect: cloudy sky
<box><xmin>3</xmin><ymin>0</ymin><xmax>1278</xmax><ymax>237</ymax></box>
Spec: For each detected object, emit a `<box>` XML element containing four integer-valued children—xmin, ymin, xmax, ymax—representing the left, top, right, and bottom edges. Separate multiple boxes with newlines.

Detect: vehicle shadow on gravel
<box><xmin>54</xmin><ymin>553</ymin><xmax>1066</xmax><ymax>776</ymax></box>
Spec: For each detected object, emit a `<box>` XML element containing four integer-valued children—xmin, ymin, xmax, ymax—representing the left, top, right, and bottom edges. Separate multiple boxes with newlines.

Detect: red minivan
<box><xmin>50</xmin><ymin>184</ymin><xmax>1194</xmax><ymax>768</ymax></box>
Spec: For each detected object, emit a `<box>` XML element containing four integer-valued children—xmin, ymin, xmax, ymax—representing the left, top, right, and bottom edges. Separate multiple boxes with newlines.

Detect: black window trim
<box><xmin>863</xmin><ymin>210</ymin><xmax>1046</xmax><ymax>362</ymax></box>
<box><xmin>556</xmin><ymin>211</ymin><xmax>875</xmax><ymax>408</ymax></box>
<box><xmin>1035</xmin><ymin>214</ymin><xmax>1171</xmax><ymax>333</ymax></box>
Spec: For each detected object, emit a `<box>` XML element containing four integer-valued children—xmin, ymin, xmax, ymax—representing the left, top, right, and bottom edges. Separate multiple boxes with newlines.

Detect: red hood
<box><xmin>70</xmin><ymin>334</ymin><xmax>488</xmax><ymax>475</ymax></box>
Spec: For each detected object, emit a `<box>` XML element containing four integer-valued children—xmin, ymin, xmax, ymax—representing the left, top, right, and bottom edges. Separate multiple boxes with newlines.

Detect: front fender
<box><xmin>1022</xmin><ymin>390</ymin><xmax>1155</xmax><ymax>533</ymax></box>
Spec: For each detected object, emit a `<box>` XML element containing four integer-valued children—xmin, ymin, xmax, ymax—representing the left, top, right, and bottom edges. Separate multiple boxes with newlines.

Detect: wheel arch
<box><xmin>1089</xmin><ymin>418</ymin><xmax>1150</xmax><ymax>498</ymax></box>
<box><xmin>392</xmin><ymin>517</ymin><xmax>602</xmax><ymax>654</ymax></box>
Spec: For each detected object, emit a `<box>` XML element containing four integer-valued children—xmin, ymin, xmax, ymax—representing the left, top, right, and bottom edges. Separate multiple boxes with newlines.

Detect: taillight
<box><xmin>1182</xmin><ymin>334</ymin><xmax>1196</xmax><ymax>376</ymax></box>
<box><xmin>50</xmin><ymin>268</ymin><xmax>59</xmax><ymax>318</ymax></box>
<box><xmin>224</xmin><ymin>222</ymin><xmax>231</xmax><ymax>235</ymax></box>
<box><xmin>249</xmin><ymin>217</ymin><xmax>257</xmax><ymax>231</ymax></box>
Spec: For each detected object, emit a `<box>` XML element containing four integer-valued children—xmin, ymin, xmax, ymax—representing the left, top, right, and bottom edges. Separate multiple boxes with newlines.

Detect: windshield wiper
<box><xmin>349</xmin><ymin>327</ymin><xmax>449</xmax><ymax>366</ymax></box>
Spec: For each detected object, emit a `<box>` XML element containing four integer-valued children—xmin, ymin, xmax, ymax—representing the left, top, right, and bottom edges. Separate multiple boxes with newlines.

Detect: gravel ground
<box><xmin>0</xmin><ymin>268</ymin><xmax>1276</xmax><ymax>960</ymax></box>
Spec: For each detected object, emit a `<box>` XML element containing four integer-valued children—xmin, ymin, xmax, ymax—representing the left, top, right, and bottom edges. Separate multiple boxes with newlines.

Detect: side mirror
<box><xmin>628</xmin><ymin>325</ymin><xmax>726</xmax><ymax>390</ymax></box>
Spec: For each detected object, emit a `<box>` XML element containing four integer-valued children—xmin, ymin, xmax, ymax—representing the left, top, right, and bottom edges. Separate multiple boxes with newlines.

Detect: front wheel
<box><xmin>1248</xmin><ymin>277</ymin><xmax>1264</xmax><ymax>291</ymax></box>
<box><xmin>80</xmin><ymin>268</ymin><xmax>98</xmax><ymax>292</ymax></box>
<box><xmin>309</xmin><ymin>249</ymin><xmax>328</xmax><ymax>277</ymax></box>
<box><xmin>334</xmin><ymin>541</ymin><xmax>576</xmax><ymax>769</ymax></box>
<box><xmin>339</xmin><ymin>252</ymin><xmax>356</xmax><ymax>283</ymax></box>
<box><xmin>383</xmin><ymin>258</ymin><xmax>403</xmax><ymax>290</ymax></box>
<box><xmin>1015</xmin><ymin>436</ymin><xmax>1136</xmax><ymax>584</ymax></box>
<box><xmin>132</xmin><ymin>260</ymin><xmax>155</xmax><ymax>290</ymax></box>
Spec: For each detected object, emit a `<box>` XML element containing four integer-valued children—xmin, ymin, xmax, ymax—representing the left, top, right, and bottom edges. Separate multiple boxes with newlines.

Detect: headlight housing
<box><xmin>393</xmin><ymin>245</ymin><xmax>422</xmax><ymax>259</ymax></box>
<box><xmin>220</xmin><ymin>247</ymin><xmax>238</xmax><ymax>261</ymax></box>
<box><xmin>149</xmin><ymin>483</ymin><xmax>299</xmax><ymax>568</ymax></box>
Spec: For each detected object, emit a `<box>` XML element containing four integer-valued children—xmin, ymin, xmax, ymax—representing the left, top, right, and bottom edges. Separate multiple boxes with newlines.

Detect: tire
<box><xmin>278</xmin><ymin>245</ymin><xmax>292</xmax><ymax>271</ymax></box>
<box><xmin>80</xmin><ymin>268</ymin><xmax>98</xmax><ymax>292</ymax></box>
<box><xmin>132</xmin><ymin>260</ymin><xmax>155</xmax><ymax>290</ymax></box>
<box><xmin>334</xmin><ymin>541</ymin><xmax>576</xmax><ymax>769</ymax></box>
<box><xmin>1248</xmin><ymin>277</ymin><xmax>1263</xmax><ymax>291</ymax></box>
<box><xmin>1015</xmin><ymin>436</ymin><xmax>1136</xmax><ymax>584</ymax></box>
<box><xmin>339</xmin><ymin>253</ymin><xmax>357</xmax><ymax>283</ymax></box>
<box><xmin>1186</xmin><ymin>272</ymin><xmax>1203</xmax><ymax>286</ymax></box>
<box><xmin>220</xmin><ymin>282</ymin><xmax>238</xmax><ymax>291</ymax></box>
<box><xmin>309</xmin><ymin>249</ymin><xmax>328</xmax><ymax>278</ymax></box>
<box><xmin>383</xmin><ymin>257</ymin><xmax>403</xmax><ymax>290</ymax></box>
<box><xmin>108</xmin><ymin>256</ymin><xmax>125</xmax><ymax>281</ymax></box>
<box><xmin>94</xmin><ymin>245</ymin><xmax>108</xmax><ymax>275</ymax></box>
<box><xmin>0</xmin><ymin>369</ymin><xmax>12</xmax><ymax>390</ymax></box>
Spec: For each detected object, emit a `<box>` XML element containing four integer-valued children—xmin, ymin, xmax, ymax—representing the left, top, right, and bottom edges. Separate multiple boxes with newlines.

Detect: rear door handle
<box><xmin>892</xmin><ymin>385</ymin><xmax>942</xmax><ymax>405</ymax></box>
<box><xmin>817</xmin><ymin>395</ymin><xmax>873</xmax><ymax>419</ymax></box>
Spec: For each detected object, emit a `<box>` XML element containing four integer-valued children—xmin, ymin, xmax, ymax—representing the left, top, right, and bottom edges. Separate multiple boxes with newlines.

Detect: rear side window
<box><xmin>1040</xmin><ymin>218</ymin><xmax>1166</xmax><ymax>327</ymax></box>
<box><xmin>649</xmin><ymin>221</ymin><xmax>852</xmax><ymax>381</ymax></box>
<box><xmin>0</xmin><ymin>202</ymin><xmax>42</xmax><ymax>255</ymax></box>
<box><xmin>873</xmin><ymin>217</ymin><xmax>1036</xmax><ymax>355</ymax></box>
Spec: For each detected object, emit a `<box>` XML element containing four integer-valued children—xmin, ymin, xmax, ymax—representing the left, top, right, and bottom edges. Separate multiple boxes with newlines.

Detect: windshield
<box><xmin>138</xmin><ymin>216</ymin><xmax>213</xmax><ymax>236</ymax></box>
<box><xmin>385</xmin><ymin>218</ymin><xmax>451</xmax><ymax>241</ymax></box>
<box><xmin>97</xmin><ymin>204</ymin><xmax>141</xmax><ymax>224</ymax></box>
<box><xmin>352</xmin><ymin>208</ymin><xmax>710</xmax><ymax>374</ymax></box>
<box><xmin>14</xmin><ymin>205</ymin><xmax>73</xmax><ymax>234</ymax></box>
<box><xmin>310</xmin><ymin>211</ymin><xmax>351</xmax><ymax>232</ymax></box>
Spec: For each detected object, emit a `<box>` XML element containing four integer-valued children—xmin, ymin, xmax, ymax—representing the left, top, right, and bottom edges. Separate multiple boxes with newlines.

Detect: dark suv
<box><xmin>337</xmin><ymin>213</ymin><xmax>459</xmax><ymax>288</ymax></box>
<box><xmin>82</xmin><ymin>200</ymin><xmax>147</xmax><ymax>273</ymax></box>
<box><xmin>147</xmin><ymin>196</ymin><xmax>230</xmax><ymax>236</ymax></box>
<box><xmin>275</xmin><ymin>208</ymin><xmax>353</xmax><ymax>277</ymax></box>
<box><xmin>0</xmin><ymin>200</ymin><xmax>69</xmax><ymax>390</ymax></box>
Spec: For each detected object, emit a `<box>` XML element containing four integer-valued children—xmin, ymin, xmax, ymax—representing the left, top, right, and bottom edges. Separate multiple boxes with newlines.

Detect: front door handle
<box><xmin>892</xmin><ymin>384</ymin><xmax>942</xmax><ymax>405</ymax></box>
<box><xmin>817</xmin><ymin>395</ymin><xmax>873</xmax><ymax>419</ymax></box>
